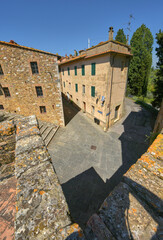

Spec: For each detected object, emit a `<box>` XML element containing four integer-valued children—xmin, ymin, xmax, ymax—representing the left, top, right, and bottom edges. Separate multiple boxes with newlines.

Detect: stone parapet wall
<box><xmin>0</xmin><ymin>119</ymin><xmax>16</xmax><ymax>239</ymax></box>
<box><xmin>14</xmin><ymin>115</ymin><xmax>85</xmax><ymax>239</ymax></box>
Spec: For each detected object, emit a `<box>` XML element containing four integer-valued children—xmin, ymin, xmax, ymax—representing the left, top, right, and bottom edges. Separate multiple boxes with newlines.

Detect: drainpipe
<box><xmin>106</xmin><ymin>53</ymin><xmax>117</xmax><ymax>130</ymax></box>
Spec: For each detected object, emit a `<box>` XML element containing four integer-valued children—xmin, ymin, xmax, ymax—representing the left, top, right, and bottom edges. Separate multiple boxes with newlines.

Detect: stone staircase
<box><xmin>0</xmin><ymin>111</ymin><xmax>59</xmax><ymax>147</ymax></box>
<box><xmin>38</xmin><ymin>120</ymin><xmax>59</xmax><ymax>146</ymax></box>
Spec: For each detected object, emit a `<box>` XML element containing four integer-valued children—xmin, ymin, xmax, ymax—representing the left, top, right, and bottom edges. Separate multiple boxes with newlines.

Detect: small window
<box><xmin>0</xmin><ymin>105</ymin><xmax>4</xmax><ymax>110</ymax></box>
<box><xmin>69</xmin><ymin>82</ymin><xmax>71</xmax><ymax>89</ymax></box>
<box><xmin>91</xmin><ymin>105</ymin><xmax>95</xmax><ymax>115</ymax></box>
<box><xmin>63</xmin><ymin>82</ymin><xmax>65</xmax><ymax>88</ymax></box>
<box><xmin>30</xmin><ymin>62</ymin><xmax>39</xmax><ymax>74</ymax></box>
<box><xmin>91</xmin><ymin>86</ymin><xmax>95</xmax><ymax>97</ymax></box>
<box><xmin>75</xmin><ymin>83</ymin><xmax>78</xmax><ymax>92</ymax></box>
<box><xmin>62</xmin><ymin>69</ymin><xmax>64</xmax><ymax>75</ymax></box>
<box><xmin>0</xmin><ymin>65</ymin><xmax>4</xmax><ymax>75</ymax></box>
<box><xmin>35</xmin><ymin>86</ymin><xmax>43</xmax><ymax>97</ymax></box>
<box><xmin>74</xmin><ymin>66</ymin><xmax>77</xmax><ymax>75</ymax></box>
<box><xmin>40</xmin><ymin>106</ymin><xmax>46</xmax><ymax>113</ymax></box>
<box><xmin>91</xmin><ymin>63</ymin><xmax>96</xmax><ymax>75</ymax></box>
<box><xmin>68</xmin><ymin>67</ymin><xmax>70</xmax><ymax>75</ymax></box>
<box><xmin>82</xmin><ymin>85</ymin><xmax>85</xmax><ymax>94</ymax></box>
<box><xmin>3</xmin><ymin>87</ymin><xmax>11</xmax><ymax>97</ymax></box>
<box><xmin>82</xmin><ymin>65</ymin><xmax>85</xmax><ymax>76</ymax></box>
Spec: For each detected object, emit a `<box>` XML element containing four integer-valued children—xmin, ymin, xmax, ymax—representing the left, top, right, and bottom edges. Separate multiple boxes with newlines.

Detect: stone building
<box><xmin>0</xmin><ymin>40</ymin><xmax>64</xmax><ymax>126</ymax></box>
<box><xmin>59</xmin><ymin>27</ymin><xmax>132</xmax><ymax>129</ymax></box>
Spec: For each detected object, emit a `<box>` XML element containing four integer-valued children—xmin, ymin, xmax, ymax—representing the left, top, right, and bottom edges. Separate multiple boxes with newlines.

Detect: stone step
<box><xmin>42</xmin><ymin>126</ymin><xmax>54</xmax><ymax>141</ymax></box>
<box><xmin>85</xmin><ymin>214</ymin><xmax>115</xmax><ymax>240</ymax></box>
<box><xmin>40</xmin><ymin>125</ymin><xmax>48</xmax><ymax>134</ymax></box>
<box><xmin>45</xmin><ymin>126</ymin><xmax>59</xmax><ymax>146</ymax></box>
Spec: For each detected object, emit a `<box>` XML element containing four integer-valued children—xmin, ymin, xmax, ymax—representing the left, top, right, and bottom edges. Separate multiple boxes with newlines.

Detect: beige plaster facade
<box><xmin>0</xmin><ymin>41</ymin><xmax>65</xmax><ymax>126</ymax></box>
<box><xmin>59</xmin><ymin>32</ymin><xmax>132</xmax><ymax>129</ymax></box>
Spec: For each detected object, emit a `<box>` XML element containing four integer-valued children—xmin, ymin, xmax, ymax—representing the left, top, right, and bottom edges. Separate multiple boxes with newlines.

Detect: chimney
<box><xmin>74</xmin><ymin>50</ymin><xmax>77</xmax><ymax>56</ymax></box>
<box><xmin>108</xmin><ymin>27</ymin><xmax>114</xmax><ymax>40</ymax></box>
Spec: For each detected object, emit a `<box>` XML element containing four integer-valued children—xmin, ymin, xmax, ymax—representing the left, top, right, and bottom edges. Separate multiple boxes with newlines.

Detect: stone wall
<box><xmin>0</xmin><ymin>42</ymin><xmax>64</xmax><ymax>126</ymax></box>
<box><xmin>0</xmin><ymin>114</ymin><xmax>85</xmax><ymax>239</ymax></box>
<box><xmin>14</xmin><ymin>115</ymin><xmax>85</xmax><ymax>239</ymax></box>
<box><xmin>0</xmin><ymin>118</ymin><xmax>16</xmax><ymax>239</ymax></box>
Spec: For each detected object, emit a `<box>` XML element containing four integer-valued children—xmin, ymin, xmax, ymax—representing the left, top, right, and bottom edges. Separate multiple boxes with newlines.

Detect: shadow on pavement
<box><xmin>61</xmin><ymin>107</ymin><xmax>156</xmax><ymax>231</ymax></box>
<box><xmin>62</xmin><ymin>94</ymin><xmax>80</xmax><ymax>126</ymax></box>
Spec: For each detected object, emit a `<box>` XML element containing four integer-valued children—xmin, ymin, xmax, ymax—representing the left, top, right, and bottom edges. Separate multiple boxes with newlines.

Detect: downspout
<box><xmin>107</xmin><ymin>53</ymin><xmax>117</xmax><ymax>129</ymax></box>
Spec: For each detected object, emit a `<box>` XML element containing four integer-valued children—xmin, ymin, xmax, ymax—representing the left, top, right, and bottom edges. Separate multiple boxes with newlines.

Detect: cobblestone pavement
<box><xmin>48</xmin><ymin>98</ymin><xmax>155</xmax><ymax>228</ymax></box>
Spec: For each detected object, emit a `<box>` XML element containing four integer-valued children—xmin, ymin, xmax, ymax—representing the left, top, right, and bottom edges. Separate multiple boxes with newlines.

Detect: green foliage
<box><xmin>152</xmin><ymin>30</ymin><xmax>163</xmax><ymax>108</ymax></box>
<box><xmin>147</xmin><ymin>67</ymin><xmax>157</xmax><ymax>99</ymax></box>
<box><xmin>128</xmin><ymin>24</ymin><xmax>153</xmax><ymax>97</ymax></box>
<box><xmin>115</xmin><ymin>29</ymin><xmax>127</xmax><ymax>44</ymax></box>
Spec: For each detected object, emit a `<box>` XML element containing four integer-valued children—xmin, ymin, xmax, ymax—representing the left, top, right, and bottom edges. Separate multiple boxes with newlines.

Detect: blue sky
<box><xmin>1</xmin><ymin>0</ymin><xmax>162</xmax><ymax>67</ymax></box>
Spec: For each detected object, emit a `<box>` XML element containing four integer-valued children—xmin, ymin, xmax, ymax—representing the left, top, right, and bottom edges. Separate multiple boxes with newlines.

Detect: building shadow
<box><xmin>62</xmin><ymin>94</ymin><xmax>80</xmax><ymax>126</ymax></box>
<box><xmin>64</xmin><ymin>174</ymin><xmax>163</xmax><ymax>239</ymax></box>
<box><xmin>61</xmin><ymin>107</ymin><xmax>157</xmax><ymax>231</ymax></box>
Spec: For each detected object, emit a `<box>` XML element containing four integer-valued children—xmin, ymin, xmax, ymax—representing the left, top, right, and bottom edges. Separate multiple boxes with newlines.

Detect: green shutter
<box><xmin>74</xmin><ymin>66</ymin><xmax>77</xmax><ymax>75</ymax></box>
<box><xmin>91</xmin><ymin>86</ymin><xmax>95</xmax><ymax>97</ymax></box>
<box><xmin>82</xmin><ymin>65</ymin><xmax>85</xmax><ymax>76</ymax></box>
<box><xmin>68</xmin><ymin>67</ymin><xmax>70</xmax><ymax>75</ymax></box>
<box><xmin>91</xmin><ymin>63</ymin><xmax>96</xmax><ymax>75</ymax></box>
<box><xmin>63</xmin><ymin>69</ymin><xmax>64</xmax><ymax>75</ymax></box>
<box><xmin>75</xmin><ymin>84</ymin><xmax>78</xmax><ymax>92</ymax></box>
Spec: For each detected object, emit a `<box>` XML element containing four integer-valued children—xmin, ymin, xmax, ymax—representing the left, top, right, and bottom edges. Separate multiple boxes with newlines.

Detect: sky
<box><xmin>1</xmin><ymin>0</ymin><xmax>163</xmax><ymax>67</ymax></box>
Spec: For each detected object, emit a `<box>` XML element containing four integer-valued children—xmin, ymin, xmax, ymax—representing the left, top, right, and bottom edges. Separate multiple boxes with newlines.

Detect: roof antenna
<box><xmin>126</xmin><ymin>14</ymin><xmax>135</xmax><ymax>43</ymax></box>
<box><xmin>88</xmin><ymin>38</ymin><xmax>90</xmax><ymax>48</ymax></box>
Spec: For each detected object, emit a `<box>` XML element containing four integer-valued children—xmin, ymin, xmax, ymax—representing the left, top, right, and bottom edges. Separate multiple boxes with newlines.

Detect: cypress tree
<box><xmin>152</xmin><ymin>30</ymin><xmax>163</xmax><ymax>108</ymax></box>
<box><xmin>115</xmin><ymin>29</ymin><xmax>127</xmax><ymax>44</ymax></box>
<box><xmin>128</xmin><ymin>24</ymin><xmax>153</xmax><ymax>97</ymax></box>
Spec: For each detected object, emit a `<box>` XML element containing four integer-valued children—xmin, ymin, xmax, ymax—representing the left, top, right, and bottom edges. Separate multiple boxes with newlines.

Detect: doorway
<box><xmin>83</xmin><ymin>102</ymin><xmax>86</xmax><ymax>112</ymax></box>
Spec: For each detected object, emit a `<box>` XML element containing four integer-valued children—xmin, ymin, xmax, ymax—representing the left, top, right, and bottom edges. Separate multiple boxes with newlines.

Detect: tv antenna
<box><xmin>126</xmin><ymin>14</ymin><xmax>135</xmax><ymax>43</ymax></box>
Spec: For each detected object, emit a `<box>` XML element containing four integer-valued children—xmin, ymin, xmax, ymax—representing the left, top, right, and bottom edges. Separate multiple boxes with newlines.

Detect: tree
<box><xmin>115</xmin><ymin>29</ymin><xmax>127</xmax><ymax>44</ymax></box>
<box><xmin>127</xmin><ymin>24</ymin><xmax>153</xmax><ymax>97</ymax></box>
<box><xmin>152</xmin><ymin>30</ymin><xmax>163</xmax><ymax>108</ymax></box>
<box><xmin>147</xmin><ymin>67</ymin><xmax>157</xmax><ymax>99</ymax></box>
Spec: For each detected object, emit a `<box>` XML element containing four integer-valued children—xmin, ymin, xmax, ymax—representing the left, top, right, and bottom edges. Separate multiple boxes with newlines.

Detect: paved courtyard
<box><xmin>48</xmin><ymin>98</ymin><xmax>154</xmax><ymax>228</ymax></box>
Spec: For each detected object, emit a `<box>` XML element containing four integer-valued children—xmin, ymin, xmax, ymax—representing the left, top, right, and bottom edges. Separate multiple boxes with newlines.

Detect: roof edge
<box><xmin>0</xmin><ymin>41</ymin><xmax>60</xmax><ymax>57</ymax></box>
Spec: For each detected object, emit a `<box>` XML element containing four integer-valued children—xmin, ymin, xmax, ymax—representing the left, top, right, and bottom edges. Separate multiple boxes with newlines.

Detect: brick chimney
<box><xmin>108</xmin><ymin>27</ymin><xmax>114</xmax><ymax>40</ymax></box>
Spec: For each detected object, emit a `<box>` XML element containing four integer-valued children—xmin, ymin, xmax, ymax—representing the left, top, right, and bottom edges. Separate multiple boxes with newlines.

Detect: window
<box><xmin>63</xmin><ymin>82</ymin><xmax>65</xmax><ymax>88</ymax></box>
<box><xmin>74</xmin><ymin>66</ymin><xmax>77</xmax><ymax>75</ymax></box>
<box><xmin>68</xmin><ymin>67</ymin><xmax>70</xmax><ymax>75</ymax></box>
<box><xmin>75</xmin><ymin>83</ymin><xmax>78</xmax><ymax>92</ymax></box>
<box><xmin>62</xmin><ymin>69</ymin><xmax>64</xmax><ymax>75</ymax></box>
<box><xmin>114</xmin><ymin>105</ymin><xmax>120</xmax><ymax>119</ymax></box>
<box><xmin>3</xmin><ymin>87</ymin><xmax>11</xmax><ymax>97</ymax></box>
<box><xmin>30</xmin><ymin>62</ymin><xmax>39</xmax><ymax>74</ymax></box>
<box><xmin>91</xmin><ymin>86</ymin><xmax>95</xmax><ymax>97</ymax></box>
<box><xmin>82</xmin><ymin>85</ymin><xmax>85</xmax><ymax>94</ymax></box>
<box><xmin>91</xmin><ymin>63</ymin><xmax>96</xmax><ymax>75</ymax></box>
<box><xmin>35</xmin><ymin>86</ymin><xmax>43</xmax><ymax>97</ymax></box>
<box><xmin>0</xmin><ymin>65</ymin><xmax>4</xmax><ymax>75</ymax></box>
<box><xmin>82</xmin><ymin>65</ymin><xmax>85</xmax><ymax>76</ymax></box>
<box><xmin>40</xmin><ymin>106</ymin><xmax>46</xmax><ymax>113</ymax></box>
<box><xmin>69</xmin><ymin>82</ymin><xmax>71</xmax><ymax>89</ymax></box>
<box><xmin>0</xmin><ymin>105</ymin><xmax>4</xmax><ymax>110</ymax></box>
<box><xmin>91</xmin><ymin>106</ymin><xmax>95</xmax><ymax>115</ymax></box>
